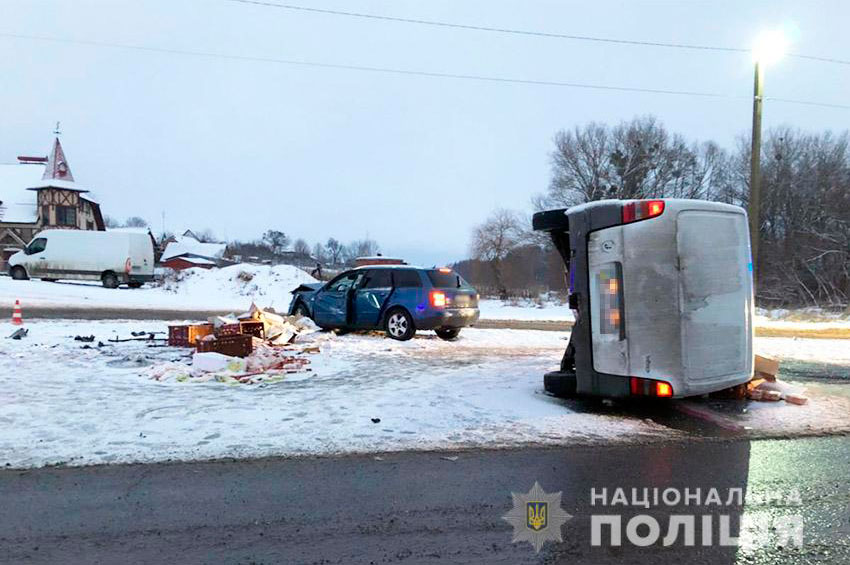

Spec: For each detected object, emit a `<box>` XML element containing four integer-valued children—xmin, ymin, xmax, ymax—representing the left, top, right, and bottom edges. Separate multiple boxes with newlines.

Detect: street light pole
<box><xmin>749</xmin><ymin>61</ymin><xmax>764</xmax><ymax>285</ymax></box>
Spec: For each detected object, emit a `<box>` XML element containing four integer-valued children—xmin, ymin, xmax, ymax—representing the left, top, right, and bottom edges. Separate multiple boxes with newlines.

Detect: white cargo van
<box><xmin>8</xmin><ymin>229</ymin><xmax>155</xmax><ymax>288</ymax></box>
<box><xmin>533</xmin><ymin>199</ymin><xmax>754</xmax><ymax>399</ymax></box>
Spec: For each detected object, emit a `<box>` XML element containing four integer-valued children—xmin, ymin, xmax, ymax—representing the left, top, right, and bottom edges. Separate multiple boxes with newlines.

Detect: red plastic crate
<box><xmin>168</xmin><ymin>323</ymin><xmax>214</xmax><ymax>347</ymax></box>
<box><xmin>196</xmin><ymin>334</ymin><xmax>253</xmax><ymax>357</ymax></box>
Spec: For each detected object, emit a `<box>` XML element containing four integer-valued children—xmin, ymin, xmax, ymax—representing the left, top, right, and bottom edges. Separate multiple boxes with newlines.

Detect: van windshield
<box><xmin>27</xmin><ymin>238</ymin><xmax>47</xmax><ymax>255</ymax></box>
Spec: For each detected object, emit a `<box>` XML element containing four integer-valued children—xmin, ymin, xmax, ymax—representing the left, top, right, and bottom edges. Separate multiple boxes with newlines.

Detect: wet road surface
<box><xmin>1</xmin><ymin>436</ymin><xmax>848</xmax><ymax>564</ymax></box>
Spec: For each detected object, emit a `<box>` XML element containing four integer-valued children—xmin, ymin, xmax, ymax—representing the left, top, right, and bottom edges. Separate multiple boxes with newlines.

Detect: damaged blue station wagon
<box><xmin>288</xmin><ymin>266</ymin><xmax>480</xmax><ymax>340</ymax></box>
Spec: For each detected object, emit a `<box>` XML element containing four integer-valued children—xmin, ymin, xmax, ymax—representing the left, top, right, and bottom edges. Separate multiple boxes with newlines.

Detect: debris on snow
<box><xmin>153</xmin><ymin>304</ymin><xmax>319</xmax><ymax>384</ymax></box>
<box><xmin>8</xmin><ymin>328</ymin><xmax>28</xmax><ymax>340</ymax></box>
<box><xmin>192</xmin><ymin>352</ymin><xmax>248</xmax><ymax>373</ymax></box>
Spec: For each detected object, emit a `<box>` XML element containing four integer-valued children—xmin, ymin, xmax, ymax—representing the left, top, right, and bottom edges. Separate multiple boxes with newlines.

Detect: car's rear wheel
<box><xmin>293</xmin><ymin>302</ymin><xmax>310</xmax><ymax>318</ymax></box>
<box><xmin>385</xmin><ymin>308</ymin><xmax>414</xmax><ymax>341</ymax></box>
<box><xmin>435</xmin><ymin>328</ymin><xmax>461</xmax><ymax>341</ymax></box>
<box><xmin>10</xmin><ymin>266</ymin><xmax>28</xmax><ymax>280</ymax></box>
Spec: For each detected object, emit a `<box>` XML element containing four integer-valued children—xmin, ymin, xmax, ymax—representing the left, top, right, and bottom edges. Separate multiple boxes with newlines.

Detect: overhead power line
<box><xmin>224</xmin><ymin>0</ymin><xmax>850</xmax><ymax>67</ymax></box>
<box><xmin>224</xmin><ymin>0</ymin><xmax>746</xmax><ymax>53</ymax></box>
<box><xmin>1</xmin><ymin>32</ymin><xmax>848</xmax><ymax>110</ymax></box>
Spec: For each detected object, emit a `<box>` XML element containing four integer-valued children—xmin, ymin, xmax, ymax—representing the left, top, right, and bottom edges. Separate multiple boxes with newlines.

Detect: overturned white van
<box><xmin>8</xmin><ymin>229</ymin><xmax>155</xmax><ymax>288</ymax></box>
<box><xmin>533</xmin><ymin>199</ymin><xmax>754</xmax><ymax>399</ymax></box>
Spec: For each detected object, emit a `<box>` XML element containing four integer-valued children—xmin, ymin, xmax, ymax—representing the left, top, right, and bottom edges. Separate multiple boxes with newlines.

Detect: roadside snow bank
<box><xmin>0</xmin><ymin>264</ymin><xmax>315</xmax><ymax>311</ymax></box>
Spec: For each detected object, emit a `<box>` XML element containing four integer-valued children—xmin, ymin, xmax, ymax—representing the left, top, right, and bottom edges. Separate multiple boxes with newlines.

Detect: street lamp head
<box><xmin>752</xmin><ymin>30</ymin><xmax>787</xmax><ymax>65</ymax></box>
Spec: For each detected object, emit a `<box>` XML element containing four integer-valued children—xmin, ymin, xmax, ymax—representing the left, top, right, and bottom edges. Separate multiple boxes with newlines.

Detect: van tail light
<box><xmin>430</xmin><ymin>290</ymin><xmax>446</xmax><ymax>308</ymax></box>
<box><xmin>597</xmin><ymin>263</ymin><xmax>624</xmax><ymax>339</ymax></box>
<box><xmin>630</xmin><ymin>377</ymin><xmax>674</xmax><ymax>398</ymax></box>
<box><xmin>622</xmin><ymin>200</ymin><xmax>665</xmax><ymax>224</ymax></box>
<box><xmin>655</xmin><ymin>382</ymin><xmax>673</xmax><ymax>397</ymax></box>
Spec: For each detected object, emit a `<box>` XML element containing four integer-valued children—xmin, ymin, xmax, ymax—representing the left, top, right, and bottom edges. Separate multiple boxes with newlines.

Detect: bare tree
<box><xmin>346</xmin><ymin>239</ymin><xmax>380</xmax><ymax>263</ymax></box>
<box><xmin>124</xmin><ymin>216</ymin><xmax>148</xmax><ymax>228</ymax></box>
<box><xmin>293</xmin><ymin>238</ymin><xmax>311</xmax><ymax>258</ymax></box>
<box><xmin>470</xmin><ymin>209</ymin><xmax>525</xmax><ymax>299</ymax></box>
<box><xmin>312</xmin><ymin>242</ymin><xmax>327</xmax><ymax>264</ymax></box>
<box><xmin>543</xmin><ymin>116</ymin><xmax>707</xmax><ymax>208</ymax></box>
<box><xmin>262</xmin><ymin>230</ymin><xmax>290</xmax><ymax>254</ymax></box>
<box><xmin>325</xmin><ymin>238</ymin><xmax>344</xmax><ymax>266</ymax></box>
<box><xmin>195</xmin><ymin>228</ymin><xmax>218</xmax><ymax>243</ymax></box>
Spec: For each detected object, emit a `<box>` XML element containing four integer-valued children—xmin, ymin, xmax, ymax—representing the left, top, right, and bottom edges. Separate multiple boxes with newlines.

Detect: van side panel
<box><xmin>15</xmin><ymin>230</ymin><xmax>154</xmax><ymax>284</ymax></box>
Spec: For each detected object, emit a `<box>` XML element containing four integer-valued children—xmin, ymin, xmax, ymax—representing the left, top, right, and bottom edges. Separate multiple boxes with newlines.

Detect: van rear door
<box><xmin>128</xmin><ymin>234</ymin><xmax>154</xmax><ymax>276</ymax></box>
<box><xmin>677</xmin><ymin>210</ymin><xmax>753</xmax><ymax>383</ymax></box>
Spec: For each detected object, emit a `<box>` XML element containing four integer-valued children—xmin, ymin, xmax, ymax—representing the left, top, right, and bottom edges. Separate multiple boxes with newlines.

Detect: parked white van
<box><xmin>8</xmin><ymin>229</ymin><xmax>155</xmax><ymax>288</ymax></box>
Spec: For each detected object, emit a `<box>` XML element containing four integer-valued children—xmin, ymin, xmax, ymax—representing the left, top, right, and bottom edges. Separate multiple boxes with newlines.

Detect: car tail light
<box><xmin>597</xmin><ymin>263</ymin><xmax>624</xmax><ymax>339</ymax></box>
<box><xmin>630</xmin><ymin>377</ymin><xmax>674</xmax><ymax>398</ymax></box>
<box><xmin>431</xmin><ymin>290</ymin><xmax>446</xmax><ymax>307</ymax></box>
<box><xmin>622</xmin><ymin>199</ymin><xmax>665</xmax><ymax>224</ymax></box>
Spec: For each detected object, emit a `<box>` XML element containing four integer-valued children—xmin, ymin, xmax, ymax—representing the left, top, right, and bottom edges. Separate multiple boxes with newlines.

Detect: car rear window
<box><xmin>426</xmin><ymin>270</ymin><xmax>466</xmax><ymax>288</ymax></box>
<box><xmin>393</xmin><ymin>270</ymin><xmax>422</xmax><ymax>288</ymax></box>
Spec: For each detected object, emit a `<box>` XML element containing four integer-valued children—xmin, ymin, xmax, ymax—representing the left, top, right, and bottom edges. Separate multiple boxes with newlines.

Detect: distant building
<box><xmin>0</xmin><ymin>137</ymin><xmax>105</xmax><ymax>271</ymax></box>
<box><xmin>161</xmin><ymin>230</ymin><xmax>229</xmax><ymax>270</ymax></box>
<box><xmin>354</xmin><ymin>256</ymin><xmax>406</xmax><ymax>267</ymax></box>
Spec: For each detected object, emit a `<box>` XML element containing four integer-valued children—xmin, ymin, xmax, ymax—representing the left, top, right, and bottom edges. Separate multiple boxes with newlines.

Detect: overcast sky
<box><xmin>2</xmin><ymin>0</ymin><xmax>849</xmax><ymax>265</ymax></box>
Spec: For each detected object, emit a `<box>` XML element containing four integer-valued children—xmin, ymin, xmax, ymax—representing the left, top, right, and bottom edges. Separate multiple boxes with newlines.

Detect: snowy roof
<box><xmin>108</xmin><ymin>227</ymin><xmax>151</xmax><ymax>234</ymax></box>
<box><xmin>27</xmin><ymin>179</ymin><xmax>87</xmax><ymax>192</ymax></box>
<box><xmin>0</xmin><ymin>163</ymin><xmax>43</xmax><ymax>223</ymax></box>
<box><xmin>161</xmin><ymin>235</ymin><xmax>226</xmax><ymax>262</ymax></box>
<box><xmin>164</xmin><ymin>256</ymin><xmax>217</xmax><ymax>266</ymax></box>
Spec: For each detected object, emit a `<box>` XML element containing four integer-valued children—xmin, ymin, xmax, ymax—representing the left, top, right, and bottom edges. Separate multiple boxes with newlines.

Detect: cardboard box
<box><xmin>755</xmin><ymin>354</ymin><xmax>780</xmax><ymax>377</ymax></box>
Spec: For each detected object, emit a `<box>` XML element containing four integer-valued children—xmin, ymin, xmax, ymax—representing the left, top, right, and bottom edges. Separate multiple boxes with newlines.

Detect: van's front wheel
<box><xmin>10</xmin><ymin>266</ymin><xmax>28</xmax><ymax>281</ymax></box>
<box><xmin>102</xmin><ymin>272</ymin><xmax>120</xmax><ymax>289</ymax></box>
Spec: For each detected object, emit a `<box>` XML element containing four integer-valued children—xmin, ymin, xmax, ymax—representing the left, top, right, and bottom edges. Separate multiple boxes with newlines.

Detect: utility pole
<box><xmin>748</xmin><ymin>61</ymin><xmax>764</xmax><ymax>285</ymax></box>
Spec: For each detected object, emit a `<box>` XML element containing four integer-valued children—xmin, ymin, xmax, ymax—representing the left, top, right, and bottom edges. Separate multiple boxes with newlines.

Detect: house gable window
<box><xmin>56</xmin><ymin>206</ymin><xmax>76</xmax><ymax>226</ymax></box>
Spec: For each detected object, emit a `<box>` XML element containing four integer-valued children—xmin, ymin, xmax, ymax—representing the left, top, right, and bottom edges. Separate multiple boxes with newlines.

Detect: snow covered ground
<box><xmin>0</xmin><ymin>264</ymin><xmax>315</xmax><ymax>312</ymax></box>
<box><xmin>477</xmin><ymin>298</ymin><xmax>574</xmax><ymax>321</ymax></box>
<box><xmin>0</xmin><ymin>321</ymin><xmax>665</xmax><ymax>468</ymax></box>
<box><xmin>1</xmin><ymin>319</ymin><xmax>849</xmax><ymax>469</ymax></box>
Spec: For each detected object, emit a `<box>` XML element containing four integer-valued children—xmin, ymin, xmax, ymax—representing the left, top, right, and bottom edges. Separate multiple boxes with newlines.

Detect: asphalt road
<box><xmin>2</xmin><ymin>436</ymin><xmax>848</xmax><ymax>564</ymax></box>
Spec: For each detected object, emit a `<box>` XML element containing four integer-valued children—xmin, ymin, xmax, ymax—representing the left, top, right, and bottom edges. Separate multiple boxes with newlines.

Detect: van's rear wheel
<box><xmin>102</xmin><ymin>272</ymin><xmax>119</xmax><ymax>289</ymax></box>
<box><xmin>435</xmin><ymin>328</ymin><xmax>461</xmax><ymax>341</ymax></box>
<box><xmin>10</xmin><ymin>266</ymin><xmax>28</xmax><ymax>280</ymax></box>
